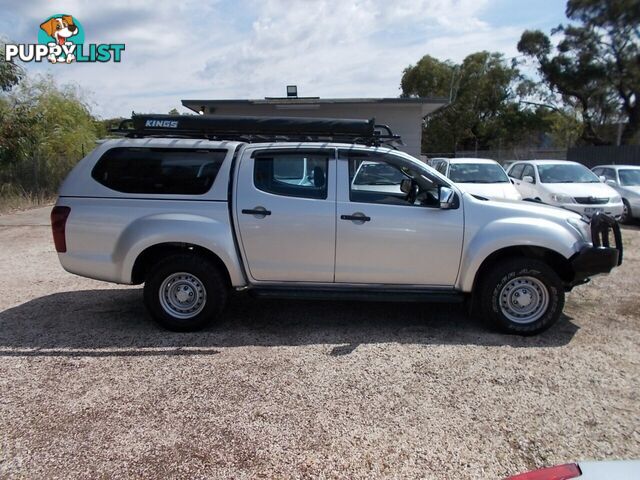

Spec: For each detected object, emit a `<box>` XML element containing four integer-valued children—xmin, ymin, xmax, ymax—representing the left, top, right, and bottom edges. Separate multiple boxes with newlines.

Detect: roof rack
<box><xmin>110</xmin><ymin>114</ymin><xmax>403</xmax><ymax>148</ymax></box>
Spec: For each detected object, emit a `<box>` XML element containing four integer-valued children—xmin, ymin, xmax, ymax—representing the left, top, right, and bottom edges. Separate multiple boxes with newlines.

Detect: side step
<box><xmin>247</xmin><ymin>286</ymin><xmax>464</xmax><ymax>303</ymax></box>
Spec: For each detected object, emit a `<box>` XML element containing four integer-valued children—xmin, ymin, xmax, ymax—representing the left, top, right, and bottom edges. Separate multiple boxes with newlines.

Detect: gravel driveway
<box><xmin>1</xmin><ymin>207</ymin><xmax>638</xmax><ymax>479</ymax></box>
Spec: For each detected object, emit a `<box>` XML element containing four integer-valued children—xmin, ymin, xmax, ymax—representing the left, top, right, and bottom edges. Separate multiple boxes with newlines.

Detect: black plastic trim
<box><xmin>248</xmin><ymin>286</ymin><xmax>464</xmax><ymax>303</ymax></box>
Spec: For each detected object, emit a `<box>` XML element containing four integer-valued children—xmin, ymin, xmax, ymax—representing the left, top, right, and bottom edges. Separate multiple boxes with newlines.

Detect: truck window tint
<box><xmin>254</xmin><ymin>152</ymin><xmax>329</xmax><ymax>199</ymax></box>
<box><xmin>92</xmin><ymin>148</ymin><xmax>226</xmax><ymax>195</ymax></box>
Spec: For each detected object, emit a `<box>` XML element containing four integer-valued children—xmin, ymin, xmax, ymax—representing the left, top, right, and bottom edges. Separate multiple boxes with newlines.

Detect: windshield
<box><xmin>538</xmin><ymin>164</ymin><xmax>600</xmax><ymax>183</ymax></box>
<box><xmin>353</xmin><ymin>162</ymin><xmax>408</xmax><ymax>185</ymax></box>
<box><xmin>619</xmin><ymin>169</ymin><xmax>640</xmax><ymax>186</ymax></box>
<box><xmin>448</xmin><ymin>163</ymin><xmax>509</xmax><ymax>183</ymax></box>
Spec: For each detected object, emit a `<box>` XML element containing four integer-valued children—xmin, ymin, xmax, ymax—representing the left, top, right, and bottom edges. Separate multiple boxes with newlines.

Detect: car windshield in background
<box><xmin>619</xmin><ymin>169</ymin><xmax>640</xmax><ymax>186</ymax></box>
<box><xmin>353</xmin><ymin>162</ymin><xmax>407</xmax><ymax>185</ymax></box>
<box><xmin>538</xmin><ymin>164</ymin><xmax>600</xmax><ymax>183</ymax></box>
<box><xmin>448</xmin><ymin>163</ymin><xmax>509</xmax><ymax>183</ymax></box>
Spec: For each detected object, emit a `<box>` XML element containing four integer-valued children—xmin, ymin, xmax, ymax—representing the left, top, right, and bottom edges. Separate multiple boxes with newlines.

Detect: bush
<box><xmin>0</xmin><ymin>75</ymin><xmax>98</xmax><ymax>209</ymax></box>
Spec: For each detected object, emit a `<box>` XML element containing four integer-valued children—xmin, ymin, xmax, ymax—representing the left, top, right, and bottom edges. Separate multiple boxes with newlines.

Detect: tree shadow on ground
<box><xmin>0</xmin><ymin>288</ymin><xmax>579</xmax><ymax>357</ymax></box>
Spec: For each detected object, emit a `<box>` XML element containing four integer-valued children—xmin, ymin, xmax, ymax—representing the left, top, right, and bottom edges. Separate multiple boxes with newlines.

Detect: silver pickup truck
<box><xmin>51</xmin><ymin>115</ymin><xmax>623</xmax><ymax>334</ymax></box>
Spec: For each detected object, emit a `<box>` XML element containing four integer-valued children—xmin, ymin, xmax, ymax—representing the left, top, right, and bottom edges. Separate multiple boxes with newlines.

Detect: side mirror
<box><xmin>523</xmin><ymin>175</ymin><xmax>534</xmax><ymax>184</ymax></box>
<box><xmin>605</xmin><ymin>179</ymin><xmax>617</xmax><ymax>187</ymax></box>
<box><xmin>598</xmin><ymin>175</ymin><xmax>606</xmax><ymax>183</ymax></box>
<box><xmin>400</xmin><ymin>178</ymin><xmax>412</xmax><ymax>194</ymax></box>
<box><xmin>439</xmin><ymin>186</ymin><xmax>456</xmax><ymax>209</ymax></box>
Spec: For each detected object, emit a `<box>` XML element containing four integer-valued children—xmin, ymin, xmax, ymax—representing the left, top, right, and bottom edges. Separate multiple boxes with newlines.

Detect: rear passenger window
<box><xmin>254</xmin><ymin>151</ymin><xmax>329</xmax><ymax>199</ymax></box>
<box><xmin>92</xmin><ymin>148</ymin><xmax>226</xmax><ymax>195</ymax></box>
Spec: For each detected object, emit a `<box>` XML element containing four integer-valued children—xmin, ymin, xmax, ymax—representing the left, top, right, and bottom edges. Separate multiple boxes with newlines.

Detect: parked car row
<box><xmin>428</xmin><ymin>157</ymin><xmax>640</xmax><ymax>223</ymax></box>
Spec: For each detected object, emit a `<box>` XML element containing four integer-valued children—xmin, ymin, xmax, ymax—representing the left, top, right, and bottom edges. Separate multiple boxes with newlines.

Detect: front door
<box><xmin>335</xmin><ymin>150</ymin><xmax>464</xmax><ymax>286</ymax></box>
<box><xmin>235</xmin><ymin>148</ymin><xmax>336</xmax><ymax>282</ymax></box>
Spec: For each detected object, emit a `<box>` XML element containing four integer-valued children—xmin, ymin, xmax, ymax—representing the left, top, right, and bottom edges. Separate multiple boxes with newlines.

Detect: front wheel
<box><xmin>143</xmin><ymin>254</ymin><xmax>228</xmax><ymax>331</ymax></box>
<box><xmin>621</xmin><ymin>199</ymin><xmax>632</xmax><ymax>224</ymax></box>
<box><xmin>478</xmin><ymin>259</ymin><xmax>564</xmax><ymax>335</ymax></box>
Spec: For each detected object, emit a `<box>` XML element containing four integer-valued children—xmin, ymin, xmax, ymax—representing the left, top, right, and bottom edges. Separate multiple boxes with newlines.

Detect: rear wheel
<box><xmin>478</xmin><ymin>258</ymin><xmax>564</xmax><ymax>335</ymax></box>
<box><xmin>144</xmin><ymin>254</ymin><xmax>228</xmax><ymax>331</ymax></box>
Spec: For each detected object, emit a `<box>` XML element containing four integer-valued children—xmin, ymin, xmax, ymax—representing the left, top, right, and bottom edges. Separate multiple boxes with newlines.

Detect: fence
<box><xmin>567</xmin><ymin>145</ymin><xmax>640</xmax><ymax>167</ymax></box>
<box><xmin>424</xmin><ymin>149</ymin><xmax>567</xmax><ymax>163</ymax></box>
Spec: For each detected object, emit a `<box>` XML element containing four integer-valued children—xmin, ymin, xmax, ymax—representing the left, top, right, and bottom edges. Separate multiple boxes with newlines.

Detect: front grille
<box><xmin>574</xmin><ymin>196</ymin><xmax>609</xmax><ymax>205</ymax></box>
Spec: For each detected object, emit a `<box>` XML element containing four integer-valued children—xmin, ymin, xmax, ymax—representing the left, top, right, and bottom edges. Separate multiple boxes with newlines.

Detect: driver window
<box><xmin>522</xmin><ymin>164</ymin><xmax>536</xmax><ymax>183</ymax></box>
<box><xmin>344</xmin><ymin>151</ymin><xmax>440</xmax><ymax>207</ymax></box>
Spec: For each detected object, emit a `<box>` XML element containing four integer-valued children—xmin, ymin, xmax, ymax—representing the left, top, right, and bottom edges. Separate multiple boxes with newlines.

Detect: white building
<box><xmin>181</xmin><ymin>93</ymin><xmax>447</xmax><ymax>157</ymax></box>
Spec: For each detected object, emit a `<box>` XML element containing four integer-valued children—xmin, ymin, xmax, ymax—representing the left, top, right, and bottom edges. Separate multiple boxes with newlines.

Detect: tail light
<box><xmin>505</xmin><ymin>463</ymin><xmax>581</xmax><ymax>480</ymax></box>
<box><xmin>51</xmin><ymin>206</ymin><xmax>71</xmax><ymax>253</ymax></box>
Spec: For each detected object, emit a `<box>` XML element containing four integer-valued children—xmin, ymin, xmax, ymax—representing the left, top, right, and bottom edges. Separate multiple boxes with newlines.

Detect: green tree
<box><xmin>0</xmin><ymin>75</ymin><xmax>97</xmax><ymax>195</ymax></box>
<box><xmin>168</xmin><ymin>108</ymin><xmax>180</xmax><ymax>115</ymax></box>
<box><xmin>518</xmin><ymin>0</ymin><xmax>640</xmax><ymax>145</ymax></box>
<box><xmin>0</xmin><ymin>41</ymin><xmax>24</xmax><ymax>91</ymax></box>
<box><xmin>402</xmin><ymin>51</ymin><xmax>543</xmax><ymax>152</ymax></box>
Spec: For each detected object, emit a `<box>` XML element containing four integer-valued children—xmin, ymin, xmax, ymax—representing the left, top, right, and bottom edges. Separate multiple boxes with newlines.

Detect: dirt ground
<box><xmin>0</xmin><ymin>207</ymin><xmax>638</xmax><ymax>479</ymax></box>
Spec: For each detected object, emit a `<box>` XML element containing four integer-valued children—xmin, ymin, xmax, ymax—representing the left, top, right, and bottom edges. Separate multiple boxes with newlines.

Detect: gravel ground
<box><xmin>0</xmin><ymin>207</ymin><xmax>639</xmax><ymax>479</ymax></box>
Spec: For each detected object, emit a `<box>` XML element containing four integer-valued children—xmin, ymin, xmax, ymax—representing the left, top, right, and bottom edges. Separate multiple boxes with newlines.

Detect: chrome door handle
<box><xmin>341</xmin><ymin>213</ymin><xmax>371</xmax><ymax>222</ymax></box>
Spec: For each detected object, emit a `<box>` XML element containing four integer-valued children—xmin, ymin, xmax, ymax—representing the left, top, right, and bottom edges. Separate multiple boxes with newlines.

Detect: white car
<box><xmin>507</xmin><ymin>160</ymin><xmax>624</xmax><ymax>218</ymax></box>
<box><xmin>591</xmin><ymin>164</ymin><xmax>640</xmax><ymax>223</ymax></box>
<box><xmin>432</xmin><ymin>158</ymin><xmax>521</xmax><ymax>201</ymax></box>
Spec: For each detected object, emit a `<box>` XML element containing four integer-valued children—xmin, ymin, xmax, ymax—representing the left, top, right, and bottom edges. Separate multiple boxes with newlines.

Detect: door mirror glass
<box><xmin>522</xmin><ymin>175</ymin><xmax>534</xmax><ymax>184</ymax></box>
<box><xmin>605</xmin><ymin>179</ymin><xmax>617</xmax><ymax>187</ymax></box>
<box><xmin>439</xmin><ymin>186</ymin><xmax>456</xmax><ymax>209</ymax></box>
<box><xmin>400</xmin><ymin>178</ymin><xmax>412</xmax><ymax>194</ymax></box>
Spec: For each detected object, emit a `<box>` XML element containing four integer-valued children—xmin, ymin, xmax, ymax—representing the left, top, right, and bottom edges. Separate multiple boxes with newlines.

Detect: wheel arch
<box><xmin>131</xmin><ymin>242</ymin><xmax>232</xmax><ymax>286</ymax></box>
<box><xmin>470</xmin><ymin>245</ymin><xmax>574</xmax><ymax>295</ymax></box>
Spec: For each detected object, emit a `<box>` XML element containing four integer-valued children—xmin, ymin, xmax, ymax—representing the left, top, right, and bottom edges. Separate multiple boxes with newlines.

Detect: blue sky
<box><xmin>0</xmin><ymin>0</ymin><xmax>567</xmax><ymax>118</ymax></box>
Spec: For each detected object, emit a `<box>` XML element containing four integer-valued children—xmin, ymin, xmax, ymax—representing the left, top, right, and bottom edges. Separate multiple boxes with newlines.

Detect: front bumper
<box><xmin>569</xmin><ymin>212</ymin><xmax>623</xmax><ymax>286</ymax></box>
<box><xmin>558</xmin><ymin>202</ymin><xmax>624</xmax><ymax>219</ymax></box>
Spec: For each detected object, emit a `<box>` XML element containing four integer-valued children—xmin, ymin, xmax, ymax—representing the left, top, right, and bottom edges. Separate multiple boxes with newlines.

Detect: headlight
<box><xmin>550</xmin><ymin>193</ymin><xmax>574</xmax><ymax>203</ymax></box>
<box><xmin>610</xmin><ymin>195</ymin><xmax>622</xmax><ymax>203</ymax></box>
<box><xmin>567</xmin><ymin>217</ymin><xmax>590</xmax><ymax>242</ymax></box>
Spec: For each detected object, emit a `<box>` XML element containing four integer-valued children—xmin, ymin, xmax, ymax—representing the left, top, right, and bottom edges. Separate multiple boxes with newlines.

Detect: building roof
<box><xmin>182</xmin><ymin>96</ymin><xmax>448</xmax><ymax>116</ymax></box>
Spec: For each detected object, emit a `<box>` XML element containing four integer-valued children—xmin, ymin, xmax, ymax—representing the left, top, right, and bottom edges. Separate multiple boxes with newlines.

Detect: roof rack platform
<box><xmin>111</xmin><ymin>114</ymin><xmax>402</xmax><ymax>147</ymax></box>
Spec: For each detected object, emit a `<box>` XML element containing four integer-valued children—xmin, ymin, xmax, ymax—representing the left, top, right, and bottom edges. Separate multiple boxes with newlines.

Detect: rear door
<box><xmin>335</xmin><ymin>150</ymin><xmax>464</xmax><ymax>286</ymax></box>
<box><xmin>235</xmin><ymin>148</ymin><xmax>336</xmax><ymax>282</ymax></box>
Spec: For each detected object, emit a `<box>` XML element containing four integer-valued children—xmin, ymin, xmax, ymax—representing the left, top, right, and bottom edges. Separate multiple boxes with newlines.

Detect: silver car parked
<box><xmin>592</xmin><ymin>164</ymin><xmax>640</xmax><ymax>223</ymax></box>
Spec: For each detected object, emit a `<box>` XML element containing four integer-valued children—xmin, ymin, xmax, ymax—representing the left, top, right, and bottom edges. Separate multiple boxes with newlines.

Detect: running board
<box><xmin>247</xmin><ymin>286</ymin><xmax>464</xmax><ymax>303</ymax></box>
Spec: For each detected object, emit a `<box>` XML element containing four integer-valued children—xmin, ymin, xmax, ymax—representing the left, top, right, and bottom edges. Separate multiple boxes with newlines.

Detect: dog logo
<box><xmin>39</xmin><ymin>14</ymin><xmax>83</xmax><ymax>63</ymax></box>
<box><xmin>3</xmin><ymin>14</ymin><xmax>124</xmax><ymax>64</ymax></box>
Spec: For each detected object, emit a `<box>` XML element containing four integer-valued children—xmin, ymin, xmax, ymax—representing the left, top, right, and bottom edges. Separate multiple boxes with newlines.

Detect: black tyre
<box><xmin>143</xmin><ymin>253</ymin><xmax>228</xmax><ymax>331</ymax></box>
<box><xmin>478</xmin><ymin>258</ymin><xmax>564</xmax><ymax>335</ymax></box>
<box><xmin>621</xmin><ymin>199</ymin><xmax>632</xmax><ymax>224</ymax></box>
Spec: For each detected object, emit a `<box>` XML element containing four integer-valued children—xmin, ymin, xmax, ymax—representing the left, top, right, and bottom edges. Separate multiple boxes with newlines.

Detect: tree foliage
<box><xmin>518</xmin><ymin>0</ymin><xmax>640</xmax><ymax>145</ymax></box>
<box><xmin>0</xmin><ymin>76</ymin><xmax>98</xmax><ymax>197</ymax></box>
<box><xmin>0</xmin><ymin>41</ymin><xmax>24</xmax><ymax>92</ymax></box>
<box><xmin>402</xmin><ymin>51</ymin><xmax>548</xmax><ymax>152</ymax></box>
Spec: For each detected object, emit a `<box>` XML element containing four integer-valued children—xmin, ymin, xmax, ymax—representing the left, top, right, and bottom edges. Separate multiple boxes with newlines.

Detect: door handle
<box><xmin>242</xmin><ymin>207</ymin><xmax>271</xmax><ymax>216</ymax></box>
<box><xmin>341</xmin><ymin>213</ymin><xmax>371</xmax><ymax>222</ymax></box>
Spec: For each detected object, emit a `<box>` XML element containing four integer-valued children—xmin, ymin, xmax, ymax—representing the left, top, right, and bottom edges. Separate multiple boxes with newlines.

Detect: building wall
<box><xmin>202</xmin><ymin>103</ymin><xmax>425</xmax><ymax>157</ymax></box>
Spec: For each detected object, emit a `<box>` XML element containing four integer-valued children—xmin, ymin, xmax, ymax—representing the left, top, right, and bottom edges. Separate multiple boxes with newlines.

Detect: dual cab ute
<box><xmin>51</xmin><ymin>115</ymin><xmax>623</xmax><ymax>334</ymax></box>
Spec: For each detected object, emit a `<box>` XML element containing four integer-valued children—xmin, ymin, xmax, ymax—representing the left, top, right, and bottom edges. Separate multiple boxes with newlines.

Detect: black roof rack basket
<box><xmin>111</xmin><ymin>114</ymin><xmax>402</xmax><ymax>147</ymax></box>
